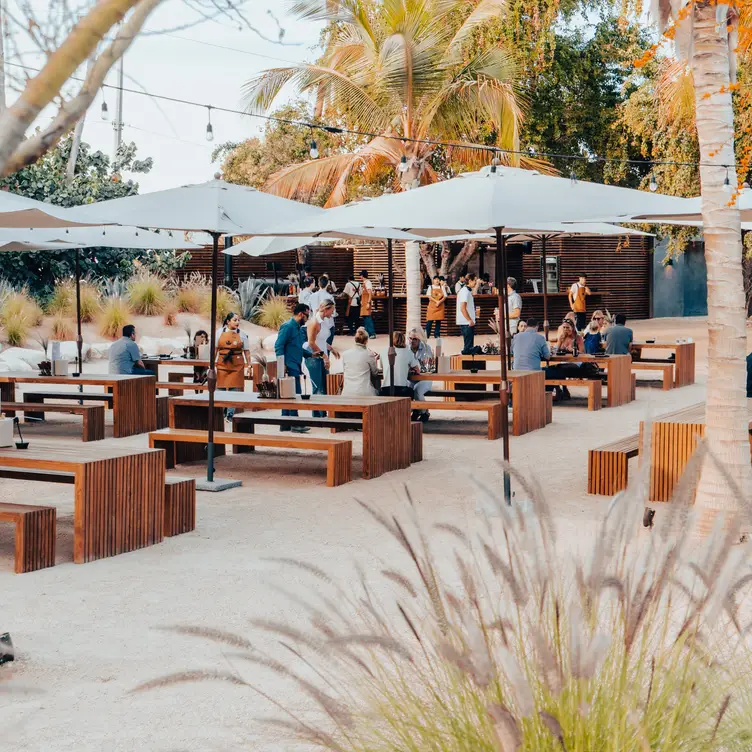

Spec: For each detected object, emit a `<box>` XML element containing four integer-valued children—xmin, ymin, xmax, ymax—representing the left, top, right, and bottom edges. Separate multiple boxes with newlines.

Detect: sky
<box><xmin>23</xmin><ymin>1</ymin><xmax>325</xmax><ymax>194</ymax></box>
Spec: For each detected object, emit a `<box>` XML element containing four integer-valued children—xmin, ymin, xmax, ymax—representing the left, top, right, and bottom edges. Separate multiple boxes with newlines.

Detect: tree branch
<box><xmin>419</xmin><ymin>243</ymin><xmax>437</xmax><ymax>279</ymax></box>
<box><xmin>1</xmin><ymin>0</ymin><xmax>163</xmax><ymax>176</ymax></box>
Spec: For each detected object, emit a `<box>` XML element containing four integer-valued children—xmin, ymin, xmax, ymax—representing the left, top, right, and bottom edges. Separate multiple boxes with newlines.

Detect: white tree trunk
<box><xmin>405</xmin><ymin>240</ymin><xmax>422</xmax><ymax>335</ymax></box>
<box><xmin>691</xmin><ymin>1</ymin><xmax>752</xmax><ymax>534</ymax></box>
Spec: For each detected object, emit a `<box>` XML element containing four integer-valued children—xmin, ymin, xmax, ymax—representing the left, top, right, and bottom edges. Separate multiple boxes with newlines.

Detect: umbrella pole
<box><xmin>542</xmin><ymin>235</ymin><xmax>550</xmax><ymax>340</ymax></box>
<box><xmin>74</xmin><ymin>249</ymin><xmax>83</xmax><ymax>375</ymax></box>
<box><xmin>494</xmin><ymin>227</ymin><xmax>512</xmax><ymax>505</ymax></box>
<box><xmin>499</xmin><ymin>234</ymin><xmax>512</xmax><ymax>372</ymax></box>
<box><xmin>387</xmin><ymin>238</ymin><xmax>395</xmax><ymax>396</ymax></box>
<box><xmin>206</xmin><ymin>233</ymin><xmax>220</xmax><ymax>483</ymax></box>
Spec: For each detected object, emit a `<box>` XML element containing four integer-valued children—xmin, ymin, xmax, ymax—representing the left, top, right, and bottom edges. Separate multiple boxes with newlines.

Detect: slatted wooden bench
<box><xmin>414</xmin><ymin>399</ymin><xmax>502</xmax><ymax>440</ymax></box>
<box><xmin>1</xmin><ymin>402</ymin><xmax>105</xmax><ymax>441</ymax></box>
<box><xmin>164</xmin><ymin>477</ymin><xmax>196</xmax><ymax>537</ymax></box>
<box><xmin>546</xmin><ymin>378</ymin><xmax>602</xmax><ymax>411</ymax></box>
<box><xmin>23</xmin><ymin>390</ymin><xmax>114</xmax><ymax>408</ymax></box>
<box><xmin>425</xmin><ymin>389</ymin><xmax>497</xmax><ymax>401</ymax></box>
<box><xmin>587</xmin><ymin>436</ymin><xmax>640</xmax><ymax>495</ymax></box>
<box><xmin>156</xmin><ymin>395</ymin><xmax>170</xmax><ymax>429</ymax></box>
<box><xmin>148</xmin><ymin>428</ymin><xmax>353</xmax><ymax>487</ymax></box>
<box><xmin>0</xmin><ymin>502</ymin><xmax>56</xmax><ymax>574</ymax></box>
<box><xmin>232</xmin><ymin>413</ymin><xmax>362</xmax><ymax>436</ymax></box>
<box><xmin>632</xmin><ymin>362</ymin><xmax>674</xmax><ymax>391</ymax></box>
<box><xmin>156</xmin><ymin>381</ymin><xmax>209</xmax><ymax>396</ymax></box>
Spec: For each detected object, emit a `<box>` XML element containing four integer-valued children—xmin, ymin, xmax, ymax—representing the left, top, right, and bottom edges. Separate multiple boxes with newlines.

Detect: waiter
<box><xmin>216</xmin><ymin>311</ymin><xmax>250</xmax><ymax>421</ymax></box>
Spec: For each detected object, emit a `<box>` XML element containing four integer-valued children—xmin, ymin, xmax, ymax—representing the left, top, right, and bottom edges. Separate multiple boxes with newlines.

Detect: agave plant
<box><xmin>244</xmin><ymin>0</ymin><xmax>547</xmax><ymax>207</ymax></box>
<box><xmin>237</xmin><ymin>278</ymin><xmax>269</xmax><ymax>322</ymax></box>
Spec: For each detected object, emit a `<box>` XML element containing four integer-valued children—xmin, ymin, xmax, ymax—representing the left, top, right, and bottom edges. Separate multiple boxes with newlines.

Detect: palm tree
<box><xmin>652</xmin><ymin>1</ymin><xmax>751</xmax><ymax>532</ymax></box>
<box><xmin>244</xmin><ymin>0</ymin><xmax>535</xmax><ymax>334</ymax></box>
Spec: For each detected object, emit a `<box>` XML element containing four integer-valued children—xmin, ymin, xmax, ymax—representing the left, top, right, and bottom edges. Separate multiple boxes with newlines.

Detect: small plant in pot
<box><xmin>251</xmin><ymin>350</ymin><xmax>277</xmax><ymax>398</ymax></box>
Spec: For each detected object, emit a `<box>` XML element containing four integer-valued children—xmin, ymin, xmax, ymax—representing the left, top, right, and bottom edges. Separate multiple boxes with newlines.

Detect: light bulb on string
<box><xmin>569</xmin><ymin>170</ymin><xmax>578</xmax><ymax>186</ymax></box>
<box><xmin>490</xmin><ymin>154</ymin><xmax>501</xmax><ymax>174</ymax></box>
<box><xmin>649</xmin><ymin>173</ymin><xmax>658</xmax><ymax>192</ymax></box>
<box><xmin>723</xmin><ymin>167</ymin><xmax>733</xmax><ymax>193</ymax></box>
<box><xmin>309</xmin><ymin>139</ymin><xmax>319</xmax><ymax>159</ymax></box>
<box><xmin>398</xmin><ymin>155</ymin><xmax>409</xmax><ymax>174</ymax></box>
<box><xmin>205</xmin><ymin>107</ymin><xmax>214</xmax><ymax>142</ymax></box>
<box><xmin>101</xmin><ymin>100</ymin><xmax>109</xmax><ymax>121</ymax></box>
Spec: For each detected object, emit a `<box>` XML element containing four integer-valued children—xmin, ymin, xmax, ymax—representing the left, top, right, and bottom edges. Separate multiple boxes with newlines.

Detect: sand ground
<box><xmin>0</xmin><ymin>316</ymin><xmax>729</xmax><ymax>750</ymax></box>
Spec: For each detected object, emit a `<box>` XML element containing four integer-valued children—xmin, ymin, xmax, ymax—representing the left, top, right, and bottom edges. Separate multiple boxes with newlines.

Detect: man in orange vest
<box><xmin>568</xmin><ymin>273</ymin><xmax>591</xmax><ymax>331</ymax></box>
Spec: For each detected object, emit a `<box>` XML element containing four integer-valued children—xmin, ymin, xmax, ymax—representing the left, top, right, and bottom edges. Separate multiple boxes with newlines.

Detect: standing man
<box><xmin>275</xmin><ymin>303</ymin><xmax>311</xmax><ymax>433</ymax></box>
<box><xmin>456</xmin><ymin>272</ymin><xmax>477</xmax><ymax>354</ymax></box>
<box><xmin>342</xmin><ymin>273</ymin><xmax>361</xmax><ymax>336</ymax></box>
<box><xmin>308</xmin><ymin>275</ymin><xmax>336</xmax><ymax>344</ymax></box>
<box><xmin>359</xmin><ymin>270</ymin><xmax>376</xmax><ymax>339</ymax></box>
<box><xmin>109</xmin><ymin>325</ymin><xmax>151</xmax><ymax>375</ymax></box>
<box><xmin>604</xmin><ymin>313</ymin><xmax>633</xmax><ymax>355</ymax></box>
<box><xmin>506</xmin><ymin>277</ymin><xmax>523</xmax><ymax>335</ymax></box>
<box><xmin>298</xmin><ymin>277</ymin><xmax>316</xmax><ymax>306</ymax></box>
<box><xmin>568</xmin><ymin>273</ymin><xmax>591</xmax><ymax>331</ymax></box>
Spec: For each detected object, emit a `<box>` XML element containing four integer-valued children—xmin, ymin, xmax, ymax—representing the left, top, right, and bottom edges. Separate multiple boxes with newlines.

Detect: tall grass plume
<box><xmin>97</xmin><ymin>297</ymin><xmax>131</xmax><ymax>339</ymax></box>
<box><xmin>255</xmin><ymin>294</ymin><xmax>290</xmax><ymax>331</ymax></box>
<box><xmin>128</xmin><ymin>271</ymin><xmax>167</xmax><ymax>315</ymax></box>
<box><xmin>51</xmin><ymin>313</ymin><xmax>74</xmax><ymax>341</ymax></box>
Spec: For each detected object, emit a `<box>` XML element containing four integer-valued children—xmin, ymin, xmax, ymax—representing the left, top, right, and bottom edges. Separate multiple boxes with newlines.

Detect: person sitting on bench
<box><xmin>409</xmin><ymin>328</ymin><xmax>433</xmax><ymax>422</ymax></box>
<box><xmin>109</xmin><ymin>324</ymin><xmax>150</xmax><ymax>375</ymax></box>
<box><xmin>511</xmin><ymin>318</ymin><xmax>550</xmax><ymax>371</ymax></box>
<box><xmin>604</xmin><ymin>313</ymin><xmax>633</xmax><ymax>356</ymax></box>
<box><xmin>379</xmin><ymin>331</ymin><xmax>419</xmax><ymax>399</ymax></box>
<box><xmin>342</xmin><ymin>327</ymin><xmax>379</xmax><ymax>397</ymax></box>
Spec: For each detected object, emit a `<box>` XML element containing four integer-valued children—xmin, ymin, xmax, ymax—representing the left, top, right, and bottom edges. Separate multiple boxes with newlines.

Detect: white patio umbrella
<box><xmin>73</xmin><ymin>179</ymin><xmax>418</xmax><ymax>490</ymax></box>
<box><xmin>1</xmin><ymin>226</ymin><xmax>200</xmax><ymax>371</ymax></box>
<box><xmin>0</xmin><ymin>190</ymin><xmax>117</xmax><ymax>228</ymax></box>
<box><xmin>224</xmin><ymin>235</ymin><xmax>321</xmax><ymax>257</ymax></box>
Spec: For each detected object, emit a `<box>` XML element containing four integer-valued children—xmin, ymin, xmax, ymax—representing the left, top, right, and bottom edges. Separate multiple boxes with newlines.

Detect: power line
<box><xmin>163</xmin><ymin>33</ymin><xmax>301</xmax><ymax>65</ymax></box>
<box><xmin>3</xmin><ymin>59</ymin><xmax>738</xmax><ymax>171</ymax></box>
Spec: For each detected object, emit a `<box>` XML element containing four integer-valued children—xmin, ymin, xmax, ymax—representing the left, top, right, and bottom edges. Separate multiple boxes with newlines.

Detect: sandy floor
<box><xmin>0</xmin><ymin>316</ymin><xmax>727</xmax><ymax>750</ymax></box>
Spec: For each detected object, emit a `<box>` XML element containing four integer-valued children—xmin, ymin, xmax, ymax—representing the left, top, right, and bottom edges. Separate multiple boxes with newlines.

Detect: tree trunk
<box><xmin>447</xmin><ymin>240</ymin><xmax>479</xmax><ymax>279</ymax></box>
<box><xmin>691</xmin><ymin>1</ymin><xmax>752</xmax><ymax>534</ymax></box>
<box><xmin>419</xmin><ymin>243</ymin><xmax>437</xmax><ymax>279</ymax></box>
<box><xmin>405</xmin><ymin>240</ymin><xmax>422</xmax><ymax>334</ymax></box>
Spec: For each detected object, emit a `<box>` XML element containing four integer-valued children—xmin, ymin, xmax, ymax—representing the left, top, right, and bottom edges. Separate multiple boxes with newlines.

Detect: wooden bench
<box><xmin>156</xmin><ymin>395</ymin><xmax>170</xmax><ymax>429</ymax></box>
<box><xmin>0</xmin><ymin>502</ymin><xmax>56</xmax><ymax>574</ymax></box>
<box><xmin>1</xmin><ymin>402</ymin><xmax>105</xmax><ymax>441</ymax></box>
<box><xmin>411</xmin><ymin>421</ymin><xmax>423</xmax><ymax>463</ymax></box>
<box><xmin>164</xmin><ymin>477</ymin><xmax>196</xmax><ymax>537</ymax></box>
<box><xmin>148</xmin><ymin>428</ymin><xmax>352</xmax><ymax>487</ymax></box>
<box><xmin>23</xmin><ymin>390</ymin><xmax>114</xmax><ymax>408</ymax></box>
<box><xmin>545</xmin><ymin>391</ymin><xmax>553</xmax><ymax>425</ymax></box>
<box><xmin>232</xmin><ymin>413</ymin><xmax>362</xmax><ymax>436</ymax></box>
<box><xmin>632</xmin><ymin>362</ymin><xmax>674</xmax><ymax>391</ymax></box>
<box><xmin>155</xmin><ymin>381</ymin><xmax>209</xmax><ymax>396</ymax></box>
<box><xmin>414</xmin><ymin>399</ymin><xmax>502</xmax><ymax>440</ymax></box>
<box><xmin>546</xmin><ymin>378</ymin><xmax>602</xmax><ymax>411</ymax></box>
<box><xmin>587</xmin><ymin>435</ymin><xmax>640</xmax><ymax>495</ymax></box>
<box><xmin>425</xmin><ymin>389</ymin><xmax>497</xmax><ymax>401</ymax></box>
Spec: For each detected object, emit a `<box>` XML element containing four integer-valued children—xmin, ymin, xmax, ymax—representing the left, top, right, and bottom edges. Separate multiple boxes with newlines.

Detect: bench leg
<box><xmin>487</xmin><ymin>402</ymin><xmax>502</xmax><ymax>441</ymax></box>
<box><xmin>327</xmin><ymin>442</ymin><xmax>352</xmax><ymax>487</ymax></box>
<box><xmin>232</xmin><ymin>417</ymin><xmax>255</xmax><ymax>453</ymax></box>
<box><xmin>588</xmin><ymin>381</ymin><xmax>602</xmax><ymax>411</ymax></box>
<box><xmin>24</xmin><ymin>393</ymin><xmax>45</xmax><ymax>422</ymax></box>
<box><xmin>151</xmin><ymin>438</ymin><xmax>176</xmax><ymax>469</ymax></box>
<box><xmin>588</xmin><ymin>450</ymin><xmax>629</xmax><ymax>495</ymax></box>
<box><xmin>164</xmin><ymin>480</ymin><xmax>196</xmax><ymax>537</ymax></box>
<box><xmin>411</xmin><ymin>422</ymin><xmax>423</xmax><ymax>462</ymax></box>
<box><xmin>82</xmin><ymin>406</ymin><xmax>105</xmax><ymax>442</ymax></box>
<box><xmin>14</xmin><ymin>508</ymin><xmax>56</xmax><ymax>573</ymax></box>
<box><xmin>662</xmin><ymin>370</ymin><xmax>672</xmax><ymax>391</ymax></box>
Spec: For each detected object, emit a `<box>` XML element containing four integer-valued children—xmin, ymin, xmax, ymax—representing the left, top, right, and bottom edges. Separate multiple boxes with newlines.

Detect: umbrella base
<box><xmin>196</xmin><ymin>478</ymin><xmax>242</xmax><ymax>492</ymax></box>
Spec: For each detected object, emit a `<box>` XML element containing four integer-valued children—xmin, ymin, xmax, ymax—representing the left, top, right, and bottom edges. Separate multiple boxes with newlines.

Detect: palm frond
<box><xmin>441</xmin><ymin>0</ymin><xmax>508</xmax><ymax>59</ymax></box>
<box><xmin>655</xmin><ymin>59</ymin><xmax>695</xmax><ymax>128</ymax></box>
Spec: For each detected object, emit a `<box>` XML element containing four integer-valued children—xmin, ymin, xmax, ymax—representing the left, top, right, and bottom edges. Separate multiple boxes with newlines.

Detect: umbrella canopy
<box><xmin>0</xmin><ymin>240</ymin><xmax>74</xmax><ymax>251</ymax></box>
<box><xmin>0</xmin><ymin>226</ymin><xmax>200</xmax><ymax>250</ymax></box>
<box><xmin>605</xmin><ymin>190</ymin><xmax>752</xmax><ymax>225</ymax></box>
<box><xmin>258</xmin><ymin>166</ymin><xmax>693</xmax><ymax>238</ymax></box>
<box><xmin>426</xmin><ymin>223</ymin><xmax>653</xmax><ymax>242</ymax></box>
<box><xmin>0</xmin><ymin>191</ymin><xmax>118</xmax><ymax>228</ymax></box>
<box><xmin>224</xmin><ymin>235</ymin><xmax>321</xmax><ymax>257</ymax></box>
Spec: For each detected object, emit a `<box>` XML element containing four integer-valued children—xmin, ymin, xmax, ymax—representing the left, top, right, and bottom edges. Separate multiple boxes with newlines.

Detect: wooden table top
<box><xmin>171</xmin><ymin>392</ymin><xmax>409</xmax><ymax>409</ymax></box>
<box><xmin>0</xmin><ymin>443</ymin><xmax>162</xmax><ymax>465</ymax></box>
<box><xmin>411</xmin><ymin>369</ymin><xmax>539</xmax><ymax>382</ymax></box>
<box><xmin>0</xmin><ymin>372</ymin><xmax>153</xmax><ymax>384</ymax></box>
<box><xmin>143</xmin><ymin>358</ymin><xmax>210</xmax><ymax>367</ymax></box>
<box><xmin>547</xmin><ymin>354</ymin><xmax>629</xmax><ymax>364</ymax></box>
<box><xmin>633</xmin><ymin>342</ymin><xmax>694</xmax><ymax>349</ymax></box>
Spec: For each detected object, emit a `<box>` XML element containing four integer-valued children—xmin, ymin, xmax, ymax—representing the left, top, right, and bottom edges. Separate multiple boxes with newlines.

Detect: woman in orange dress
<box><xmin>425</xmin><ymin>275</ymin><xmax>446</xmax><ymax>339</ymax></box>
<box><xmin>215</xmin><ymin>312</ymin><xmax>250</xmax><ymax>420</ymax></box>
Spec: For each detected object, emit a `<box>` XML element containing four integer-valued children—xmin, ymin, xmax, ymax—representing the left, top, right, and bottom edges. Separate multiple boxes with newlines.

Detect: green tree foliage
<box><xmin>0</xmin><ymin>136</ymin><xmax>155</xmax><ymax>296</ymax></box>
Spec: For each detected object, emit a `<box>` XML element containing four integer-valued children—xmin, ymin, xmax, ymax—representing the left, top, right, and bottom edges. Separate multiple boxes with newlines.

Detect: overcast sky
<box><xmin>38</xmin><ymin>1</ymin><xmax>324</xmax><ymax>194</ymax></box>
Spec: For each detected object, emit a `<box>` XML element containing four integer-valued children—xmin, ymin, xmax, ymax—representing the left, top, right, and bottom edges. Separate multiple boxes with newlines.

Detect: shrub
<box><xmin>255</xmin><ymin>294</ymin><xmax>291</xmax><ymax>331</ymax></box>
<box><xmin>201</xmin><ymin>286</ymin><xmax>239</xmax><ymax>323</ymax></box>
<box><xmin>97</xmin><ymin>297</ymin><xmax>131</xmax><ymax>339</ymax></box>
<box><xmin>139</xmin><ymin>454</ymin><xmax>752</xmax><ymax>751</ymax></box>
<box><xmin>1</xmin><ymin>290</ymin><xmax>42</xmax><ymax>330</ymax></box>
<box><xmin>51</xmin><ymin>313</ymin><xmax>74</xmax><ymax>341</ymax></box>
<box><xmin>238</xmin><ymin>278</ymin><xmax>268</xmax><ymax>321</ymax></box>
<box><xmin>47</xmin><ymin>280</ymin><xmax>101</xmax><ymax>322</ymax></box>
<box><xmin>2</xmin><ymin>311</ymin><xmax>29</xmax><ymax>346</ymax></box>
<box><xmin>175</xmin><ymin>273</ymin><xmax>209</xmax><ymax>313</ymax></box>
<box><xmin>127</xmin><ymin>271</ymin><xmax>167</xmax><ymax>315</ymax></box>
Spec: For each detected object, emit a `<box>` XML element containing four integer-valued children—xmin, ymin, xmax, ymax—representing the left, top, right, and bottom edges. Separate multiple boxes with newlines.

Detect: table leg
<box><xmin>112</xmin><ymin>378</ymin><xmax>157</xmax><ymax>438</ymax></box>
<box><xmin>361</xmin><ymin>400</ymin><xmax>411</xmax><ymax>479</ymax></box>
<box><xmin>674</xmin><ymin>343</ymin><xmax>695</xmax><ymax>387</ymax></box>
<box><xmin>171</xmin><ymin>403</ymin><xmax>225</xmax><ymax>464</ymax></box>
<box><xmin>606</xmin><ymin>357</ymin><xmax>633</xmax><ymax>407</ymax></box>
<box><xmin>0</xmin><ymin>382</ymin><xmax>15</xmax><ymax>404</ymax></box>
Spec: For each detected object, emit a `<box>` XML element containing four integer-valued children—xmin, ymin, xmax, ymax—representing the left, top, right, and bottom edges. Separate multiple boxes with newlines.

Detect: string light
<box><xmin>490</xmin><ymin>155</ymin><xmax>501</xmax><ymax>174</ymax></box>
<box><xmin>309</xmin><ymin>137</ymin><xmax>319</xmax><ymax>159</ymax></box>
<box><xmin>205</xmin><ymin>106</ymin><xmax>214</xmax><ymax>142</ymax></box>
<box><xmin>649</xmin><ymin>173</ymin><xmax>658</xmax><ymax>192</ymax></box>
<box><xmin>569</xmin><ymin>170</ymin><xmax>578</xmax><ymax>186</ymax></box>
<box><xmin>101</xmin><ymin>100</ymin><xmax>109</xmax><ymax>121</ymax></box>
<box><xmin>398</xmin><ymin>155</ymin><xmax>409</xmax><ymax>174</ymax></box>
<box><xmin>724</xmin><ymin>167</ymin><xmax>732</xmax><ymax>193</ymax></box>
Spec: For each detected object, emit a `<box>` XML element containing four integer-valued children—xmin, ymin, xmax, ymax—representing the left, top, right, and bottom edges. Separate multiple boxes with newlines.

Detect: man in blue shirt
<box><xmin>275</xmin><ymin>303</ymin><xmax>310</xmax><ymax>433</ymax></box>
<box><xmin>604</xmin><ymin>313</ymin><xmax>634</xmax><ymax>355</ymax></box>
<box><xmin>108</xmin><ymin>324</ymin><xmax>150</xmax><ymax>375</ymax></box>
<box><xmin>511</xmin><ymin>318</ymin><xmax>550</xmax><ymax>371</ymax></box>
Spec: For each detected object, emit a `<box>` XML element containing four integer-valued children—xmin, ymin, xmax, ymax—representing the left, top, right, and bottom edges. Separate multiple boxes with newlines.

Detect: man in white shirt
<box><xmin>342</xmin><ymin>274</ymin><xmax>361</xmax><ymax>335</ymax></box>
<box><xmin>307</xmin><ymin>275</ymin><xmax>336</xmax><ymax>344</ymax></box>
<box><xmin>456</xmin><ymin>272</ymin><xmax>477</xmax><ymax>354</ymax></box>
<box><xmin>506</xmin><ymin>277</ymin><xmax>523</xmax><ymax>334</ymax></box>
<box><xmin>298</xmin><ymin>277</ymin><xmax>315</xmax><ymax>306</ymax></box>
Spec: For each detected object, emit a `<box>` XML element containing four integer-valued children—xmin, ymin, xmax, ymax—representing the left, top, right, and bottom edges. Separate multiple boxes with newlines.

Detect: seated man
<box><xmin>408</xmin><ymin>329</ymin><xmax>433</xmax><ymax>422</ymax></box>
<box><xmin>604</xmin><ymin>313</ymin><xmax>633</xmax><ymax>355</ymax></box>
<box><xmin>108</xmin><ymin>324</ymin><xmax>151</xmax><ymax>375</ymax></box>
<box><xmin>511</xmin><ymin>318</ymin><xmax>550</xmax><ymax>372</ymax></box>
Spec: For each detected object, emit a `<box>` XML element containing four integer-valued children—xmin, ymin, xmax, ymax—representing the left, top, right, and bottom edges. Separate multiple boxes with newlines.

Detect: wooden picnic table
<box><xmin>0</xmin><ymin>373</ymin><xmax>156</xmax><ymax>438</ymax></box>
<box><xmin>631</xmin><ymin>341</ymin><xmax>696</xmax><ymax>387</ymax></box>
<box><xmin>142</xmin><ymin>358</ymin><xmax>276</xmax><ymax>390</ymax></box>
<box><xmin>546</xmin><ymin>354</ymin><xmax>634</xmax><ymax>408</ymax></box>
<box><xmin>0</xmin><ymin>442</ymin><xmax>165</xmax><ymax>563</ymax></box>
<box><xmin>410</xmin><ymin>370</ymin><xmax>546</xmax><ymax>436</ymax></box>
<box><xmin>168</xmin><ymin>392</ymin><xmax>412</xmax><ymax>479</ymax></box>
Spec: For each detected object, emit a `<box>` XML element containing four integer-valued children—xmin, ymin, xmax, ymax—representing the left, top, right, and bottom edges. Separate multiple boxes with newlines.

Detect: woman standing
<box><xmin>425</xmin><ymin>275</ymin><xmax>446</xmax><ymax>339</ymax></box>
<box><xmin>215</xmin><ymin>312</ymin><xmax>250</xmax><ymax>421</ymax></box>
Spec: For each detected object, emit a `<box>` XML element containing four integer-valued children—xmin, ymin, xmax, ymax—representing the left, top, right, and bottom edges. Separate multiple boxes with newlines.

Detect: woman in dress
<box><xmin>215</xmin><ymin>312</ymin><xmax>250</xmax><ymax>420</ymax></box>
<box><xmin>342</xmin><ymin>327</ymin><xmax>379</xmax><ymax>397</ymax></box>
<box><xmin>425</xmin><ymin>275</ymin><xmax>446</xmax><ymax>339</ymax></box>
